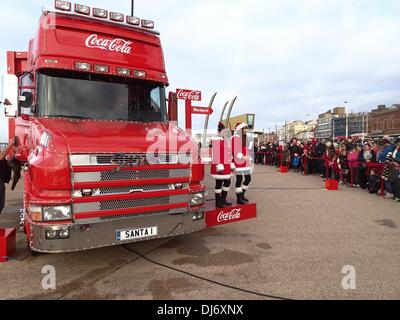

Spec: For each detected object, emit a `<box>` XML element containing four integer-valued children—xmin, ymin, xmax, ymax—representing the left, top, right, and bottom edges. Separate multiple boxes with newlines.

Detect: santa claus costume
<box><xmin>231</xmin><ymin>123</ymin><xmax>253</xmax><ymax>204</ymax></box>
<box><xmin>210</xmin><ymin>122</ymin><xmax>235</xmax><ymax>208</ymax></box>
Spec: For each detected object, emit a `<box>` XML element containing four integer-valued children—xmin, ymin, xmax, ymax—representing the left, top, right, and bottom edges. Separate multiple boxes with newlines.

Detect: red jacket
<box><xmin>231</xmin><ymin>134</ymin><xmax>252</xmax><ymax>172</ymax></box>
<box><xmin>210</xmin><ymin>137</ymin><xmax>234</xmax><ymax>180</ymax></box>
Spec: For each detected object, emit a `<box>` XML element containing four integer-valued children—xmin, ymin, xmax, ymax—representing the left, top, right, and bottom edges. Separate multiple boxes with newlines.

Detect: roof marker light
<box><xmin>141</xmin><ymin>19</ymin><xmax>155</xmax><ymax>29</ymax></box>
<box><xmin>134</xmin><ymin>70</ymin><xmax>146</xmax><ymax>78</ymax></box>
<box><xmin>126</xmin><ymin>16</ymin><xmax>140</xmax><ymax>26</ymax></box>
<box><xmin>75</xmin><ymin>62</ymin><xmax>91</xmax><ymax>71</ymax></box>
<box><xmin>45</xmin><ymin>59</ymin><xmax>59</xmax><ymax>64</ymax></box>
<box><xmin>93</xmin><ymin>8</ymin><xmax>108</xmax><ymax>18</ymax></box>
<box><xmin>95</xmin><ymin>65</ymin><xmax>109</xmax><ymax>73</ymax></box>
<box><xmin>75</xmin><ymin>4</ymin><xmax>90</xmax><ymax>15</ymax></box>
<box><xmin>110</xmin><ymin>12</ymin><xmax>124</xmax><ymax>22</ymax></box>
<box><xmin>55</xmin><ymin>0</ymin><xmax>72</xmax><ymax>11</ymax></box>
<box><xmin>117</xmin><ymin>67</ymin><xmax>131</xmax><ymax>76</ymax></box>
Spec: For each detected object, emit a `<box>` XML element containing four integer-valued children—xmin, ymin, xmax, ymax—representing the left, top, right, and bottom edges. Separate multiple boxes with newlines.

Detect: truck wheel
<box><xmin>30</xmin><ymin>250</ymin><xmax>43</xmax><ymax>257</ymax></box>
<box><xmin>27</xmin><ymin>243</ymin><xmax>43</xmax><ymax>257</ymax></box>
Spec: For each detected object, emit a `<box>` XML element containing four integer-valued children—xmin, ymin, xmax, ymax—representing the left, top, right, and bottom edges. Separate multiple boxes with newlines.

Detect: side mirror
<box><xmin>168</xmin><ymin>91</ymin><xmax>178</xmax><ymax>123</ymax></box>
<box><xmin>19</xmin><ymin>91</ymin><xmax>33</xmax><ymax>114</ymax></box>
<box><xmin>1</xmin><ymin>74</ymin><xmax>18</xmax><ymax>117</ymax></box>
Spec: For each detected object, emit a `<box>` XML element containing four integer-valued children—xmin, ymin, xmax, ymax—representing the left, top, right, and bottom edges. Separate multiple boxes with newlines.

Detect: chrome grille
<box><xmin>100</xmin><ymin>196</ymin><xmax>170</xmax><ymax>211</ymax></box>
<box><xmin>100</xmin><ymin>210</ymin><xmax>169</xmax><ymax>221</ymax></box>
<box><xmin>98</xmin><ymin>169</ymin><xmax>189</xmax><ymax>182</ymax></box>
<box><xmin>96</xmin><ymin>153</ymin><xmax>177</xmax><ymax>165</ymax></box>
<box><xmin>99</xmin><ymin>208</ymin><xmax>187</xmax><ymax>221</ymax></box>
<box><xmin>97</xmin><ymin>154</ymin><xmax>144</xmax><ymax>165</ymax></box>
<box><xmin>99</xmin><ymin>169</ymin><xmax>167</xmax><ymax>181</ymax></box>
<box><xmin>70</xmin><ymin>153</ymin><xmax>191</xmax><ymax>166</ymax></box>
<box><xmin>73</xmin><ymin>194</ymin><xmax>189</xmax><ymax>213</ymax></box>
<box><xmin>98</xmin><ymin>184</ymin><xmax>172</xmax><ymax>195</ymax></box>
<box><xmin>70</xmin><ymin>152</ymin><xmax>191</xmax><ymax>218</ymax></box>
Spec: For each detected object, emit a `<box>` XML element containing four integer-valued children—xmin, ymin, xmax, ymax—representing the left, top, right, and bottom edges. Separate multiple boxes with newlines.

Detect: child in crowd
<box><xmin>292</xmin><ymin>153</ymin><xmax>301</xmax><ymax>172</ymax></box>
<box><xmin>368</xmin><ymin>170</ymin><xmax>381</xmax><ymax>194</ymax></box>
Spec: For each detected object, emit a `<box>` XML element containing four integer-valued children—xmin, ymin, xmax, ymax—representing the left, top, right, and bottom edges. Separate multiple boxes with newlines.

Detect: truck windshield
<box><xmin>37</xmin><ymin>70</ymin><xmax>167</xmax><ymax>123</ymax></box>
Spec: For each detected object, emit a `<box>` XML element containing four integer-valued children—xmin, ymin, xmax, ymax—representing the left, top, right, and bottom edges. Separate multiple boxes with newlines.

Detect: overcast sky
<box><xmin>1</xmin><ymin>0</ymin><xmax>400</xmax><ymax>142</ymax></box>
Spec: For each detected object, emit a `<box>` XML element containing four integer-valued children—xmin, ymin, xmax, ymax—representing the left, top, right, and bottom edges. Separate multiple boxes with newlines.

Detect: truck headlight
<box><xmin>190</xmin><ymin>192</ymin><xmax>205</xmax><ymax>206</ymax></box>
<box><xmin>43</xmin><ymin>206</ymin><xmax>72</xmax><ymax>221</ymax></box>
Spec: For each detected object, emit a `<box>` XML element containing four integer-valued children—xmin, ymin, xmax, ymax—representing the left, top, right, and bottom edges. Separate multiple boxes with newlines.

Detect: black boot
<box><xmin>242</xmin><ymin>190</ymin><xmax>249</xmax><ymax>202</ymax></box>
<box><xmin>221</xmin><ymin>191</ymin><xmax>232</xmax><ymax>207</ymax></box>
<box><xmin>236</xmin><ymin>193</ymin><xmax>246</xmax><ymax>205</ymax></box>
<box><xmin>216</xmin><ymin>193</ymin><xmax>226</xmax><ymax>208</ymax></box>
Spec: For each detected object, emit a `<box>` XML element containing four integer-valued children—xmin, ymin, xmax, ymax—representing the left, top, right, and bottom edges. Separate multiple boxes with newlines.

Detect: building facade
<box><xmin>315</xmin><ymin>107</ymin><xmax>366</xmax><ymax>140</ymax></box>
<box><xmin>315</xmin><ymin>110</ymin><xmax>333</xmax><ymax>139</ymax></box>
<box><xmin>257</xmin><ymin>132</ymin><xmax>279</xmax><ymax>145</ymax></box>
<box><xmin>279</xmin><ymin>120</ymin><xmax>317</xmax><ymax>141</ymax></box>
<box><xmin>368</xmin><ymin>105</ymin><xmax>400</xmax><ymax>138</ymax></box>
<box><xmin>223</xmin><ymin>114</ymin><xmax>255</xmax><ymax>131</ymax></box>
<box><xmin>332</xmin><ymin>113</ymin><xmax>368</xmax><ymax>139</ymax></box>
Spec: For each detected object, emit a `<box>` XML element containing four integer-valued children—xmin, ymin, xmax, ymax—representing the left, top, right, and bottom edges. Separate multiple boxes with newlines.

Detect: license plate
<box><xmin>116</xmin><ymin>226</ymin><xmax>158</xmax><ymax>242</ymax></box>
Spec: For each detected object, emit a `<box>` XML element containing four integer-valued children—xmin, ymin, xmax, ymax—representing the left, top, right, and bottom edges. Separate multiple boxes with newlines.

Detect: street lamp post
<box><xmin>131</xmin><ymin>0</ymin><xmax>135</xmax><ymax>16</ymax></box>
<box><xmin>344</xmin><ymin>101</ymin><xmax>349</xmax><ymax>139</ymax></box>
<box><xmin>284</xmin><ymin>121</ymin><xmax>287</xmax><ymax>142</ymax></box>
<box><xmin>362</xmin><ymin>113</ymin><xmax>365</xmax><ymax>143</ymax></box>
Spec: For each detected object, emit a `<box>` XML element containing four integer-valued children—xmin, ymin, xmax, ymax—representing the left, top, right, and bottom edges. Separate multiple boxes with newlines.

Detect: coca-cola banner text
<box><xmin>176</xmin><ymin>89</ymin><xmax>202</xmax><ymax>101</ymax></box>
<box><xmin>206</xmin><ymin>203</ymin><xmax>257</xmax><ymax>228</ymax></box>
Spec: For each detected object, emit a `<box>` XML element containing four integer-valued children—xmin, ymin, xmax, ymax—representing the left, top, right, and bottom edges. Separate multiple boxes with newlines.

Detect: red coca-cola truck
<box><xmin>1</xmin><ymin>1</ymin><xmax>256</xmax><ymax>254</ymax></box>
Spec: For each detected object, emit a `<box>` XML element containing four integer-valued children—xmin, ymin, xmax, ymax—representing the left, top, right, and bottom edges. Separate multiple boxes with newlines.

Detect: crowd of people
<box><xmin>254</xmin><ymin>136</ymin><xmax>400</xmax><ymax>202</ymax></box>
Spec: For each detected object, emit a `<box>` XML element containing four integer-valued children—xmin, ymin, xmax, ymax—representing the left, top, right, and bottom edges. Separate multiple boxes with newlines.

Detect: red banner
<box><xmin>176</xmin><ymin>89</ymin><xmax>202</xmax><ymax>101</ymax></box>
<box><xmin>206</xmin><ymin>203</ymin><xmax>257</xmax><ymax>228</ymax></box>
<box><xmin>191</xmin><ymin>106</ymin><xmax>213</xmax><ymax>115</ymax></box>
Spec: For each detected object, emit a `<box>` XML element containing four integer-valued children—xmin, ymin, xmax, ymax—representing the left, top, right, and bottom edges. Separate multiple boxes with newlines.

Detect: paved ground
<box><xmin>0</xmin><ymin>165</ymin><xmax>399</xmax><ymax>300</ymax></box>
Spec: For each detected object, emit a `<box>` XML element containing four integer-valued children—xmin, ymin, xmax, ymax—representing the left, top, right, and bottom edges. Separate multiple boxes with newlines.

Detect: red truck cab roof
<box><xmin>25</xmin><ymin>8</ymin><xmax>168</xmax><ymax>84</ymax></box>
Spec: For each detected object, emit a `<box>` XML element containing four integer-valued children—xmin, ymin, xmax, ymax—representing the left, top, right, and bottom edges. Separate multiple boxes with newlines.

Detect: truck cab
<box><xmin>3</xmin><ymin>2</ymin><xmax>206</xmax><ymax>253</ymax></box>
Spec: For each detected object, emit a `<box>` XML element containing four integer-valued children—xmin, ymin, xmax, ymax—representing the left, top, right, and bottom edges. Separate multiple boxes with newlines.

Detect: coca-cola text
<box><xmin>217</xmin><ymin>208</ymin><xmax>242</xmax><ymax>223</ymax></box>
<box><xmin>176</xmin><ymin>89</ymin><xmax>202</xmax><ymax>101</ymax></box>
<box><xmin>85</xmin><ymin>34</ymin><xmax>133</xmax><ymax>54</ymax></box>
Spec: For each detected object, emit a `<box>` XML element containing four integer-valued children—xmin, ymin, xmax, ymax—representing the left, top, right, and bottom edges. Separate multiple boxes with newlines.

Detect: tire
<box><xmin>27</xmin><ymin>243</ymin><xmax>43</xmax><ymax>257</ymax></box>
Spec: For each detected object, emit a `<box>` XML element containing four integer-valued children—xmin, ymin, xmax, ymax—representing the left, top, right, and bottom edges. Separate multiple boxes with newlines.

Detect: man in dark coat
<box><xmin>0</xmin><ymin>138</ymin><xmax>16</xmax><ymax>215</ymax></box>
<box><xmin>314</xmin><ymin>139</ymin><xmax>327</xmax><ymax>177</ymax></box>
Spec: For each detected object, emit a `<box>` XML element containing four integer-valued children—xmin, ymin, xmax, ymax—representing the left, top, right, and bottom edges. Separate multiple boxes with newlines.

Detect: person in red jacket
<box><xmin>231</xmin><ymin>123</ymin><xmax>253</xmax><ymax>204</ymax></box>
<box><xmin>210</xmin><ymin>122</ymin><xmax>234</xmax><ymax>208</ymax></box>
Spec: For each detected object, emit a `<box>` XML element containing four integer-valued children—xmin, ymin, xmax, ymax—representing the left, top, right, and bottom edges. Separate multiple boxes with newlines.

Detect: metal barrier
<box><xmin>255</xmin><ymin>150</ymin><xmax>398</xmax><ymax>196</ymax></box>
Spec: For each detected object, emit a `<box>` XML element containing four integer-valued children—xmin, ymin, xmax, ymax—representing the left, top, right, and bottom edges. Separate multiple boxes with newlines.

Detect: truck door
<box><xmin>15</xmin><ymin>72</ymin><xmax>35</xmax><ymax>162</ymax></box>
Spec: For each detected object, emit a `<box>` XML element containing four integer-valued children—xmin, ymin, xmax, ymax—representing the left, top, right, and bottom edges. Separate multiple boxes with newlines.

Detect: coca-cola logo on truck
<box><xmin>176</xmin><ymin>89</ymin><xmax>202</xmax><ymax>101</ymax></box>
<box><xmin>85</xmin><ymin>34</ymin><xmax>133</xmax><ymax>54</ymax></box>
<box><xmin>217</xmin><ymin>208</ymin><xmax>242</xmax><ymax>223</ymax></box>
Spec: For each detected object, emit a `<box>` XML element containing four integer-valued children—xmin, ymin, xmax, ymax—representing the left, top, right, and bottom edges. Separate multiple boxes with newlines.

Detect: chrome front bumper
<box><xmin>29</xmin><ymin>210</ymin><xmax>206</xmax><ymax>253</ymax></box>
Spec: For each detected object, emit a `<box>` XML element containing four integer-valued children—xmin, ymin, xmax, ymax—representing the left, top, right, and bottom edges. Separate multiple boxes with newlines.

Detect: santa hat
<box><xmin>3</xmin><ymin>99</ymin><xmax>12</xmax><ymax>106</ymax></box>
<box><xmin>235</xmin><ymin>122</ymin><xmax>248</xmax><ymax>131</ymax></box>
<box><xmin>218</xmin><ymin>122</ymin><xmax>226</xmax><ymax>132</ymax></box>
